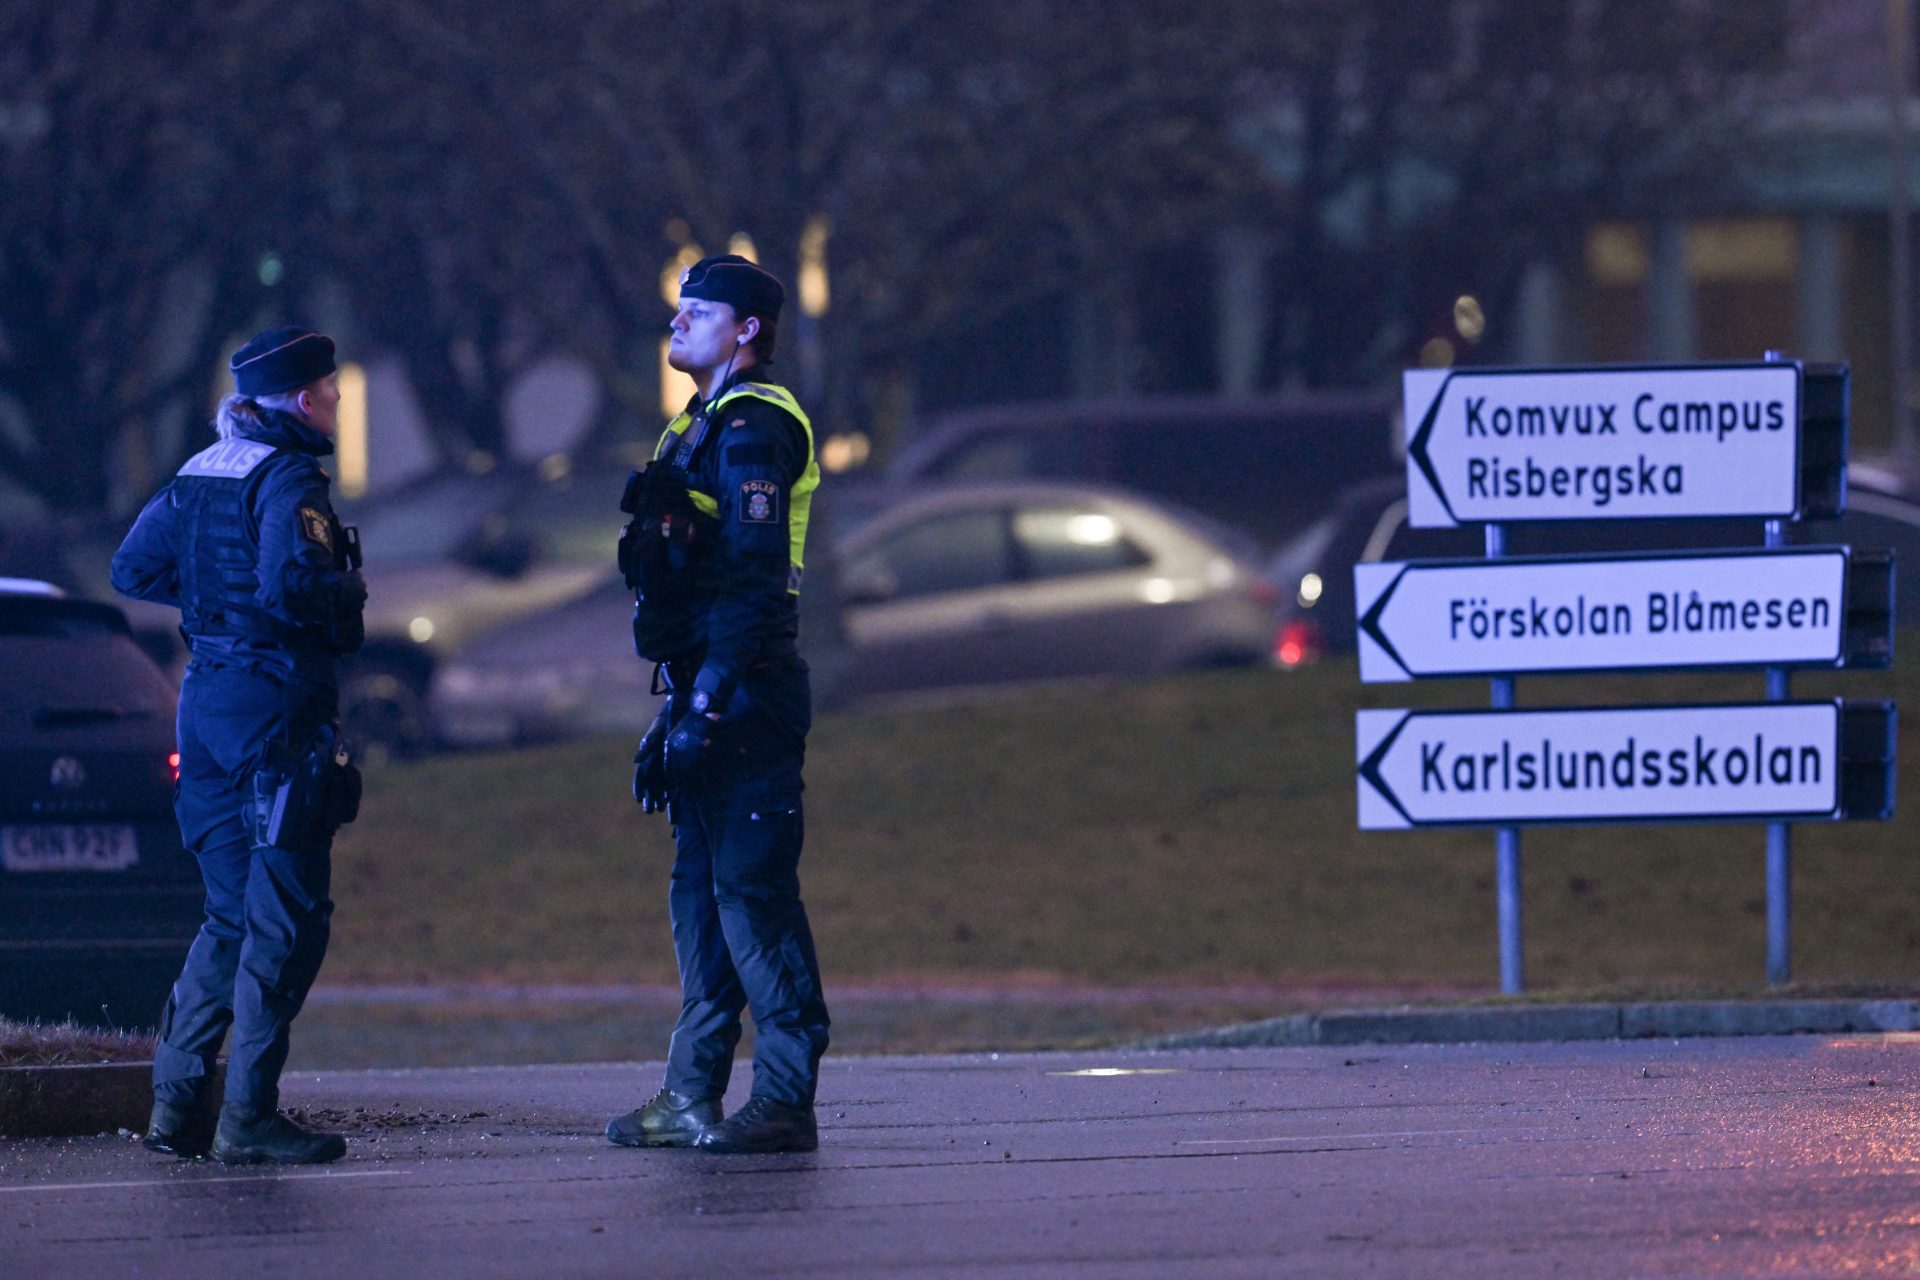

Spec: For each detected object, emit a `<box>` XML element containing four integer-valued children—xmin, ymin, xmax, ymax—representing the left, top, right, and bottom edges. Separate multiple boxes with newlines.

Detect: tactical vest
<box><xmin>654</xmin><ymin>381</ymin><xmax>820</xmax><ymax>596</ymax></box>
<box><xmin>172</xmin><ymin>438</ymin><xmax>296</xmax><ymax>642</ymax></box>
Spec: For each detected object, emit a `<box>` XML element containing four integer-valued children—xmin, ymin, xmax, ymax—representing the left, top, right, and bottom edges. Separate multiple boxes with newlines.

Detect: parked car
<box><xmin>430</xmin><ymin>482</ymin><xmax>1282</xmax><ymax>744</ymax></box>
<box><xmin>1270</xmin><ymin>466</ymin><xmax>1920</xmax><ymax>667</ymax></box>
<box><xmin>838</xmin><ymin>393</ymin><xmax>1399</xmax><ymax>551</ymax></box>
<box><xmin>836</xmin><ymin>482</ymin><xmax>1278</xmax><ymax>693</ymax></box>
<box><xmin>332</xmin><ymin>453</ymin><xmax>638</xmax><ymax>758</ymax></box>
<box><xmin>0</xmin><ymin>580</ymin><xmax>200</xmax><ymax>1029</ymax></box>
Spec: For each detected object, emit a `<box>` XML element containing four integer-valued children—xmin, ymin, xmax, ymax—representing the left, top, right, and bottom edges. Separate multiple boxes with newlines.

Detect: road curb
<box><xmin>0</xmin><ymin>1062</ymin><xmax>224</xmax><ymax>1140</ymax></box>
<box><xmin>0</xmin><ymin>1063</ymin><xmax>151</xmax><ymax>1139</ymax></box>
<box><xmin>1134</xmin><ymin>998</ymin><xmax>1920</xmax><ymax>1051</ymax></box>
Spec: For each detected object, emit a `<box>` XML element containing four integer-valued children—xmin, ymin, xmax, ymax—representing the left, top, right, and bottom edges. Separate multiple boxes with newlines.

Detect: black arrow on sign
<box><xmin>1355</xmin><ymin>565</ymin><xmax>1413</xmax><ymax>678</ymax></box>
<box><xmin>1357</xmin><ymin>711</ymin><xmax>1415</xmax><ymax>826</ymax></box>
<box><xmin>1405</xmin><ymin>373</ymin><xmax>1458</xmax><ymax>523</ymax></box>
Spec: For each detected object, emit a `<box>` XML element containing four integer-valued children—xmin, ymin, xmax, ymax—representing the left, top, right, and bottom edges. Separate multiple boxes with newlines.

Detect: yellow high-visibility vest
<box><xmin>656</xmin><ymin>381</ymin><xmax>819</xmax><ymax>595</ymax></box>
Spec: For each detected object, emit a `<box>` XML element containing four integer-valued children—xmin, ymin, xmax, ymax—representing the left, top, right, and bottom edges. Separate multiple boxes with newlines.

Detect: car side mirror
<box><xmin>840</xmin><ymin>566</ymin><xmax>898</xmax><ymax>606</ymax></box>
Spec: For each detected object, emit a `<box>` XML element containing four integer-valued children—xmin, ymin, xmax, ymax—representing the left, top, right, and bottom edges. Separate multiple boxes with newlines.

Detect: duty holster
<box><xmin>249</xmin><ymin>722</ymin><xmax>362</xmax><ymax>855</ymax></box>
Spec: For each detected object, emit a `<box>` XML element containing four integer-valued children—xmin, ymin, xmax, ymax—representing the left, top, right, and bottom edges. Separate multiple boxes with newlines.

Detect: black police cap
<box><xmin>231</xmin><ymin>327</ymin><xmax>337</xmax><ymax>397</ymax></box>
<box><xmin>678</xmin><ymin>255</ymin><xmax>784</xmax><ymax>320</ymax></box>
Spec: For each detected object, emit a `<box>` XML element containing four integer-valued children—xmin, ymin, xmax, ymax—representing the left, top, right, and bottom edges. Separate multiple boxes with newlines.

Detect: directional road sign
<box><xmin>1355</xmin><ymin>547</ymin><xmax>1870</xmax><ymax>682</ymax></box>
<box><xmin>1403</xmin><ymin>363</ymin><xmax>1802</xmax><ymax>526</ymax></box>
<box><xmin>1356</xmin><ymin>701</ymin><xmax>1893</xmax><ymax>829</ymax></box>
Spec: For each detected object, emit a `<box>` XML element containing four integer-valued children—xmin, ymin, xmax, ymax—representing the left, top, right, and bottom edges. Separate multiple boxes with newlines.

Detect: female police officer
<box><xmin>112</xmin><ymin>326</ymin><xmax>365</xmax><ymax>1164</ymax></box>
<box><xmin>608</xmin><ymin>256</ymin><xmax>831</xmax><ymax>1154</ymax></box>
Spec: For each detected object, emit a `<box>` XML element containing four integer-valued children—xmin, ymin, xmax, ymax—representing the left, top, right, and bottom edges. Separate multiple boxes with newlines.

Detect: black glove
<box><xmin>336</xmin><ymin>569</ymin><xmax>368</xmax><ymax>613</ymax></box>
<box><xmin>663</xmin><ymin>712</ymin><xmax>724</xmax><ymax>789</ymax></box>
<box><xmin>327</xmin><ymin>569</ymin><xmax>368</xmax><ymax>654</ymax></box>
<box><xmin>632</xmin><ymin>706</ymin><xmax>672</xmax><ymax>813</ymax></box>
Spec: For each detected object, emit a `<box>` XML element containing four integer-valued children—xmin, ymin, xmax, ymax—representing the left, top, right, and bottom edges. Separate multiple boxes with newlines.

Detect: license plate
<box><xmin>1</xmin><ymin>824</ymin><xmax>139</xmax><ymax>872</ymax></box>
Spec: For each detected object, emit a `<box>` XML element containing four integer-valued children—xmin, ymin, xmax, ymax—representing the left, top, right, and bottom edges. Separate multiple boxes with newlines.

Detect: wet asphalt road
<box><xmin>2</xmin><ymin>1034</ymin><xmax>1917</xmax><ymax>1278</ymax></box>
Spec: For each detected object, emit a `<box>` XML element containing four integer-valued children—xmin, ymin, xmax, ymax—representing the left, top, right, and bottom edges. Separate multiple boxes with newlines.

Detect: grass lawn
<box><xmin>327</xmin><ymin>640</ymin><xmax>1919</xmax><ymax>998</ymax></box>
<box><xmin>0</xmin><ymin>1019</ymin><xmax>156</xmax><ymax>1068</ymax></box>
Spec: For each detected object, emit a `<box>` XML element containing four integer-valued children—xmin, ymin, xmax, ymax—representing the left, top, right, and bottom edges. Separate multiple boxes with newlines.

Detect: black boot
<box><xmin>142</xmin><ymin>1097</ymin><xmax>215</xmax><ymax>1159</ymax></box>
<box><xmin>693</xmin><ymin>1096</ymin><xmax>816</xmax><ymax>1154</ymax></box>
<box><xmin>212</xmin><ymin>1110</ymin><xmax>347</xmax><ymax>1165</ymax></box>
<box><xmin>605</xmin><ymin>1088</ymin><xmax>722</xmax><ymax>1148</ymax></box>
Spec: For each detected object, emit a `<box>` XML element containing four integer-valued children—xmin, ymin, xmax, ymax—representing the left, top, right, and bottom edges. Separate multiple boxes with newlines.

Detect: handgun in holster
<box><xmin>250</xmin><ymin>722</ymin><xmax>362</xmax><ymax>855</ymax></box>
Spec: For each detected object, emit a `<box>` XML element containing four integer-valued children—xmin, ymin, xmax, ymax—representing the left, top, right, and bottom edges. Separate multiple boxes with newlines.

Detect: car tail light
<box><xmin>168</xmin><ymin>751</ymin><xmax>180</xmax><ymax>783</ymax></box>
<box><xmin>1274</xmin><ymin>619</ymin><xmax>1319</xmax><ymax>668</ymax></box>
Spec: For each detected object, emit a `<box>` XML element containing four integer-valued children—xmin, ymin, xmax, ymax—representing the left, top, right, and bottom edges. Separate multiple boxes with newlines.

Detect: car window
<box><xmin>847</xmin><ymin>508</ymin><xmax>1013</xmax><ymax>599</ymax></box>
<box><xmin>0</xmin><ymin>602</ymin><xmax>175</xmax><ymax>726</ymax></box>
<box><xmin>498</xmin><ymin>469</ymin><xmax>628</xmax><ymax>565</ymax></box>
<box><xmin>1012</xmin><ymin>506</ymin><xmax>1150</xmax><ymax>579</ymax></box>
<box><xmin>1111</xmin><ymin>414</ymin><xmax>1391</xmax><ymax>549</ymax></box>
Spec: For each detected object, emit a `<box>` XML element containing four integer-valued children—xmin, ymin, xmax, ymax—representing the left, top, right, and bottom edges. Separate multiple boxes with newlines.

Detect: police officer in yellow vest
<box><xmin>607</xmin><ymin>255</ymin><xmax>830</xmax><ymax>1154</ymax></box>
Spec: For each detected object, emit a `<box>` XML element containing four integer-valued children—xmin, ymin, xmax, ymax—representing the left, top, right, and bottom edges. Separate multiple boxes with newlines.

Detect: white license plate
<box><xmin>1</xmin><ymin>824</ymin><xmax>139</xmax><ymax>872</ymax></box>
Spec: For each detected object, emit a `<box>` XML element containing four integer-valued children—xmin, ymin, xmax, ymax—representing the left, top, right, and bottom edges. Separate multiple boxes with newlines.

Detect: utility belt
<box><xmin>248</xmin><ymin>721</ymin><xmax>361</xmax><ymax>855</ymax></box>
<box><xmin>649</xmin><ymin>650</ymin><xmax>801</xmax><ymax>701</ymax></box>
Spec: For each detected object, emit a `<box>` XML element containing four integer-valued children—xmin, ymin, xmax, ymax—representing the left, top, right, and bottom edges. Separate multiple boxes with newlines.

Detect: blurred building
<box><xmin>1382</xmin><ymin>0</ymin><xmax>1904</xmax><ymax>458</ymax></box>
<box><xmin>911</xmin><ymin>1</ymin><xmax>1917</xmax><ymax>461</ymax></box>
<box><xmin>1452</xmin><ymin>0</ymin><xmax>1911</xmax><ymax>455</ymax></box>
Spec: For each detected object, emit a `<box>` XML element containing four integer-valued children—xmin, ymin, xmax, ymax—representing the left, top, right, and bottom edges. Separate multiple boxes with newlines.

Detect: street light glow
<box><xmin>336</xmin><ymin>361</ymin><xmax>368</xmax><ymax>499</ymax></box>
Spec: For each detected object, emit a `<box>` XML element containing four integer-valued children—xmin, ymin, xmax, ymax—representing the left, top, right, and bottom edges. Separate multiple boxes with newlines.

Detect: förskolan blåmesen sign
<box><xmin>1356</xmin><ymin>702</ymin><xmax>1850</xmax><ymax>829</ymax></box>
<box><xmin>1354</xmin><ymin>548</ymin><xmax>1854</xmax><ymax>681</ymax></box>
<box><xmin>1403</xmin><ymin>363</ymin><xmax>1801</xmax><ymax>526</ymax></box>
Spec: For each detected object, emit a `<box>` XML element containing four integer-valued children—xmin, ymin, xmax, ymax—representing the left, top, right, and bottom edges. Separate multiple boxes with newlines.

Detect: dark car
<box><xmin>1270</xmin><ymin>467</ymin><xmax>1920</xmax><ymax>667</ymax></box>
<box><xmin>0</xmin><ymin>581</ymin><xmax>200</xmax><ymax>1029</ymax></box>
<box><xmin>838</xmin><ymin>393</ymin><xmax>1399</xmax><ymax>551</ymax></box>
<box><xmin>0</xmin><ymin>521</ymin><xmax>187</xmax><ymax>677</ymax></box>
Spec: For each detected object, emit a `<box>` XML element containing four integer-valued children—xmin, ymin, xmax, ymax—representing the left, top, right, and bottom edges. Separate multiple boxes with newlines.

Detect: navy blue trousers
<box><xmin>153</xmin><ymin>664</ymin><xmax>335</xmax><ymax>1117</ymax></box>
<box><xmin>663</xmin><ymin>665</ymin><xmax>829</xmax><ymax>1107</ymax></box>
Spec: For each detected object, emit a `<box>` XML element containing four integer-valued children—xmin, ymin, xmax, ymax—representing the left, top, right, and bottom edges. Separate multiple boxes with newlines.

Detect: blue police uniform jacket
<box><xmin>112</xmin><ymin>410</ymin><xmax>356</xmax><ymax>688</ymax></box>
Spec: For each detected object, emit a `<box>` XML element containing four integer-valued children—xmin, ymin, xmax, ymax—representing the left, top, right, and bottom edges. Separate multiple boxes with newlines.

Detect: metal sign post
<box><xmin>1766</xmin><ymin>517</ymin><xmax>1793</xmax><ymax>983</ymax></box>
<box><xmin>1486</xmin><ymin>520</ymin><xmax>1523</xmax><ymax>993</ymax></box>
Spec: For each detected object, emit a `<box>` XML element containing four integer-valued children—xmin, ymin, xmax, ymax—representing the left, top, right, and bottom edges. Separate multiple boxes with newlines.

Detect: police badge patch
<box><xmin>739</xmin><ymin>480</ymin><xmax>780</xmax><ymax>524</ymax></box>
<box><xmin>299</xmin><ymin>507</ymin><xmax>334</xmax><ymax>552</ymax></box>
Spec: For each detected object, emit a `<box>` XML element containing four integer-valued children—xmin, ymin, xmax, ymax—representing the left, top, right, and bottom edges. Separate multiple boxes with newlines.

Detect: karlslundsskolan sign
<box><xmin>1355</xmin><ymin>701</ymin><xmax>1896</xmax><ymax>829</ymax></box>
<box><xmin>1402</xmin><ymin>363</ymin><xmax>1803</xmax><ymax>526</ymax></box>
<box><xmin>1354</xmin><ymin>546</ymin><xmax>1892</xmax><ymax>682</ymax></box>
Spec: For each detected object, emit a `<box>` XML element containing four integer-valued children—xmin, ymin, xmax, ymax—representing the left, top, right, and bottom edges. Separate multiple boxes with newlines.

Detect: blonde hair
<box><xmin>214</xmin><ymin>389</ymin><xmax>305</xmax><ymax>440</ymax></box>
